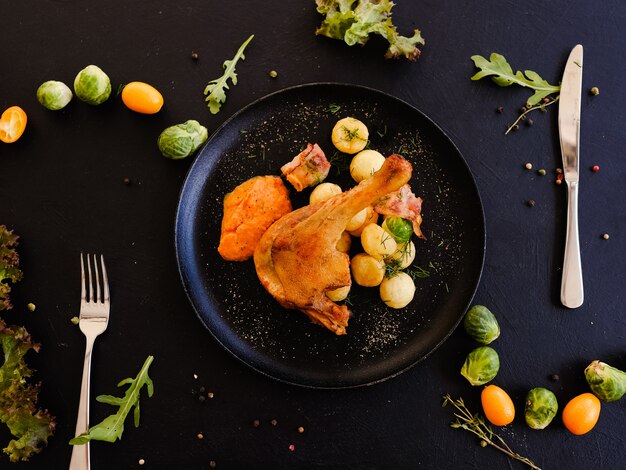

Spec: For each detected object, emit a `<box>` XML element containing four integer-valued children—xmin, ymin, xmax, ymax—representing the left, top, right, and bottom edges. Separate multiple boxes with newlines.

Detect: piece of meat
<box><xmin>280</xmin><ymin>143</ymin><xmax>330</xmax><ymax>192</ymax></box>
<box><xmin>254</xmin><ymin>154</ymin><xmax>412</xmax><ymax>335</ymax></box>
<box><xmin>218</xmin><ymin>176</ymin><xmax>292</xmax><ymax>261</ymax></box>
<box><xmin>374</xmin><ymin>184</ymin><xmax>426</xmax><ymax>239</ymax></box>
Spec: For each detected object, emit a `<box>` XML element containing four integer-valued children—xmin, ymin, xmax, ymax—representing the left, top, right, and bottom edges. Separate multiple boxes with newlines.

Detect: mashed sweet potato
<box><xmin>218</xmin><ymin>176</ymin><xmax>292</xmax><ymax>261</ymax></box>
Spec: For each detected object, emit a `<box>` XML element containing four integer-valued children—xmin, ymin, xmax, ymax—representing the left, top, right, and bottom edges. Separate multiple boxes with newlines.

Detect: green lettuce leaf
<box><xmin>0</xmin><ymin>225</ymin><xmax>23</xmax><ymax>311</ymax></box>
<box><xmin>315</xmin><ymin>0</ymin><xmax>424</xmax><ymax>60</ymax></box>
<box><xmin>0</xmin><ymin>318</ymin><xmax>56</xmax><ymax>462</ymax></box>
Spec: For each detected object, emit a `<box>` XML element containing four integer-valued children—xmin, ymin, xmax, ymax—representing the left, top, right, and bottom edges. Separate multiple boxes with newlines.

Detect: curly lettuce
<box><xmin>0</xmin><ymin>225</ymin><xmax>56</xmax><ymax>462</ymax></box>
<box><xmin>0</xmin><ymin>226</ymin><xmax>23</xmax><ymax>311</ymax></box>
<box><xmin>315</xmin><ymin>0</ymin><xmax>424</xmax><ymax>60</ymax></box>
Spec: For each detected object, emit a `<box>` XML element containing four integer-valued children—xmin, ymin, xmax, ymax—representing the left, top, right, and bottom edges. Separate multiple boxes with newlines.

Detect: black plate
<box><xmin>175</xmin><ymin>83</ymin><xmax>485</xmax><ymax>388</ymax></box>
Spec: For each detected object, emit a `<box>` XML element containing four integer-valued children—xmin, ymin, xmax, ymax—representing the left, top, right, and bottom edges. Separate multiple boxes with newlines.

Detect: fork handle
<box><xmin>69</xmin><ymin>335</ymin><xmax>95</xmax><ymax>470</ymax></box>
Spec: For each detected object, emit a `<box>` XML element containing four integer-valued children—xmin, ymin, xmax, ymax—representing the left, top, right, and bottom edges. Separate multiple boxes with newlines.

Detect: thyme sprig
<box><xmin>442</xmin><ymin>394</ymin><xmax>542</xmax><ymax>470</ymax></box>
<box><xmin>505</xmin><ymin>96</ymin><xmax>559</xmax><ymax>135</ymax></box>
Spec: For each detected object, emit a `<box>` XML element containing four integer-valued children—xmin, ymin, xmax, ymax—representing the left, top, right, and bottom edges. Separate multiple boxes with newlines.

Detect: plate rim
<box><xmin>174</xmin><ymin>82</ymin><xmax>486</xmax><ymax>389</ymax></box>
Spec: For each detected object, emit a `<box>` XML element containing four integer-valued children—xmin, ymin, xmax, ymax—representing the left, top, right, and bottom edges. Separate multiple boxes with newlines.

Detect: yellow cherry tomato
<box><xmin>0</xmin><ymin>106</ymin><xmax>27</xmax><ymax>143</ymax></box>
<box><xmin>562</xmin><ymin>393</ymin><xmax>601</xmax><ymax>435</ymax></box>
<box><xmin>121</xmin><ymin>81</ymin><xmax>164</xmax><ymax>114</ymax></box>
<box><xmin>481</xmin><ymin>384</ymin><xmax>515</xmax><ymax>426</ymax></box>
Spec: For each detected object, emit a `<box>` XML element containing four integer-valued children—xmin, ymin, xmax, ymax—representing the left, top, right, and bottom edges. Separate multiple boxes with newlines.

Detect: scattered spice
<box><xmin>524</xmin><ymin>162</ymin><xmax>533</xmax><ymax>170</ymax></box>
<box><xmin>198</xmin><ymin>395</ymin><xmax>206</xmax><ymax>403</ymax></box>
<box><xmin>537</xmin><ymin>169</ymin><xmax>546</xmax><ymax>176</ymax></box>
<box><xmin>123</xmin><ymin>177</ymin><xmax>132</xmax><ymax>186</ymax></box>
<box><xmin>209</xmin><ymin>460</ymin><xmax>217</xmax><ymax>468</ymax></box>
<box><xmin>480</xmin><ymin>440</ymin><xmax>488</xmax><ymax>448</ymax></box>
<box><xmin>526</xmin><ymin>118</ymin><xmax>534</xmax><ymax>127</ymax></box>
<box><xmin>193</xmin><ymin>374</ymin><xmax>198</xmax><ymax>379</ymax></box>
<box><xmin>138</xmin><ymin>458</ymin><xmax>145</xmax><ymax>465</ymax></box>
<box><xmin>297</xmin><ymin>426</ymin><xmax>305</xmax><ymax>433</ymax></box>
<box><xmin>70</xmin><ymin>316</ymin><xmax>79</xmax><ymax>325</ymax></box>
<box><xmin>526</xmin><ymin>199</ymin><xmax>536</xmax><ymax>207</ymax></box>
<box><xmin>191</xmin><ymin>52</ymin><xmax>199</xmax><ymax>60</ymax></box>
<box><xmin>549</xmin><ymin>374</ymin><xmax>560</xmax><ymax>382</ymax></box>
<box><xmin>590</xmin><ymin>86</ymin><xmax>599</xmax><ymax>96</ymax></box>
<box><xmin>602</xmin><ymin>233</ymin><xmax>610</xmax><ymax>240</ymax></box>
<box><xmin>289</xmin><ymin>444</ymin><xmax>295</xmax><ymax>452</ymax></box>
<box><xmin>269</xmin><ymin>70</ymin><xmax>278</xmax><ymax>78</ymax></box>
<box><xmin>592</xmin><ymin>165</ymin><xmax>600</xmax><ymax>172</ymax></box>
<box><xmin>271</xmin><ymin>419</ymin><xmax>278</xmax><ymax>426</ymax></box>
<box><xmin>252</xmin><ymin>419</ymin><xmax>260</xmax><ymax>427</ymax></box>
<box><xmin>207</xmin><ymin>392</ymin><xmax>214</xmax><ymax>399</ymax></box>
<box><xmin>197</xmin><ymin>433</ymin><xmax>204</xmax><ymax>440</ymax></box>
<box><xmin>27</xmin><ymin>302</ymin><xmax>36</xmax><ymax>312</ymax></box>
<box><xmin>496</xmin><ymin>106</ymin><xmax>504</xmax><ymax>114</ymax></box>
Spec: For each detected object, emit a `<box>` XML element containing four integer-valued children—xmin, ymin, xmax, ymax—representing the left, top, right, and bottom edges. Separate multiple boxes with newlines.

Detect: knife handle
<box><xmin>561</xmin><ymin>180</ymin><xmax>584</xmax><ymax>308</ymax></box>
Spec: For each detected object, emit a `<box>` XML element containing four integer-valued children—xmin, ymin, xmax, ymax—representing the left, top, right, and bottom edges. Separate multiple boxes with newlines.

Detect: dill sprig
<box><xmin>328</xmin><ymin>103</ymin><xmax>342</xmax><ymax>114</ymax></box>
<box><xmin>442</xmin><ymin>394</ymin><xmax>542</xmax><ymax>470</ymax></box>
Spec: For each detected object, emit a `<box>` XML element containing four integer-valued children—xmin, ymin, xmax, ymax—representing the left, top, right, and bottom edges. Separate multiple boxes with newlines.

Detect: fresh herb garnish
<box><xmin>69</xmin><ymin>356</ymin><xmax>154</xmax><ymax>445</ymax></box>
<box><xmin>442</xmin><ymin>394</ymin><xmax>542</xmax><ymax>470</ymax></box>
<box><xmin>470</xmin><ymin>53</ymin><xmax>560</xmax><ymax>106</ymax></box>
<box><xmin>327</xmin><ymin>103</ymin><xmax>342</xmax><ymax>114</ymax></box>
<box><xmin>204</xmin><ymin>35</ymin><xmax>254</xmax><ymax>114</ymax></box>
<box><xmin>328</xmin><ymin>151</ymin><xmax>350</xmax><ymax>175</ymax></box>
<box><xmin>470</xmin><ymin>53</ymin><xmax>561</xmax><ymax>134</ymax></box>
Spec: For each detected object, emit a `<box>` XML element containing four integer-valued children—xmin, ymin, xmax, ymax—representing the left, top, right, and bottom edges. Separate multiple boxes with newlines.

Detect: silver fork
<box><xmin>69</xmin><ymin>254</ymin><xmax>110</xmax><ymax>470</ymax></box>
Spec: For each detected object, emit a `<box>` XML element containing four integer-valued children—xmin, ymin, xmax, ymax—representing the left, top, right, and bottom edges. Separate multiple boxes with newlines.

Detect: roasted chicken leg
<box><xmin>254</xmin><ymin>154</ymin><xmax>413</xmax><ymax>335</ymax></box>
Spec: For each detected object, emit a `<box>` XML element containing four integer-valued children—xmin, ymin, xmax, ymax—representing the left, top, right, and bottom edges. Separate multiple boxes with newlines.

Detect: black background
<box><xmin>1</xmin><ymin>1</ymin><xmax>624</xmax><ymax>469</ymax></box>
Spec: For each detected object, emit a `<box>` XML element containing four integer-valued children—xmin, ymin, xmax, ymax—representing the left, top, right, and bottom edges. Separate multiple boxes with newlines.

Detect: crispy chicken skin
<box><xmin>254</xmin><ymin>154</ymin><xmax>413</xmax><ymax>335</ymax></box>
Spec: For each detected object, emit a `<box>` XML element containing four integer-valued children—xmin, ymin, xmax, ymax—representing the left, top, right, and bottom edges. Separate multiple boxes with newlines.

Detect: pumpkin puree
<box><xmin>218</xmin><ymin>176</ymin><xmax>292</xmax><ymax>261</ymax></box>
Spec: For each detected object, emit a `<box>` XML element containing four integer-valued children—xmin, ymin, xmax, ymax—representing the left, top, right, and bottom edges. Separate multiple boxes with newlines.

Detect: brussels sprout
<box><xmin>382</xmin><ymin>217</ymin><xmax>413</xmax><ymax>243</ymax></box>
<box><xmin>463</xmin><ymin>305</ymin><xmax>500</xmax><ymax>344</ymax></box>
<box><xmin>37</xmin><ymin>80</ymin><xmax>73</xmax><ymax>110</ymax></box>
<box><xmin>524</xmin><ymin>387</ymin><xmax>558</xmax><ymax>429</ymax></box>
<box><xmin>157</xmin><ymin>120</ymin><xmax>208</xmax><ymax>159</ymax></box>
<box><xmin>74</xmin><ymin>65</ymin><xmax>111</xmax><ymax>105</ymax></box>
<box><xmin>460</xmin><ymin>346</ymin><xmax>499</xmax><ymax>386</ymax></box>
<box><xmin>585</xmin><ymin>360</ymin><xmax>626</xmax><ymax>402</ymax></box>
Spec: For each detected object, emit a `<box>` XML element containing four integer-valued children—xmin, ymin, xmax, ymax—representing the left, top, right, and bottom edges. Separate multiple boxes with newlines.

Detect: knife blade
<box><xmin>558</xmin><ymin>44</ymin><xmax>584</xmax><ymax>308</ymax></box>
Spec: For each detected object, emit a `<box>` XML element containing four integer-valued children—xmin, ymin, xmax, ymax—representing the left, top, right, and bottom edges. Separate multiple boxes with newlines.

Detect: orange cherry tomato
<box><xmin>121</xmin><ymin>81</ymin><xmax>164</xmax><ymax>114</ymax></box>
<box><xmin>562</xmin><ymin>393</ymin><xmax>601</xmax><ymax>435</ymax></box>
<box><xmin>0</xmin><ymin>106</ymin><xmax>27</xmax><ymax>143</ymax></box>
<box><xmin>481</xmin><ymin>384</ymin><xmax>515</xmax><ymax>426</ymax></box>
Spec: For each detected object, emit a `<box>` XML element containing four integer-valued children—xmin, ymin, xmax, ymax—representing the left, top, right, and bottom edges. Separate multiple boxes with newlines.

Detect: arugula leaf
<box><xmin>203</xmin><ymin>35</ymin><xmax>254</xmax><ymax>114</ymax></box>
<box><xmin>315</xmin><ymin>0</ymin><xmax>424</xmax><ymax>61</ymax></box>
<box><xmin>69</xmin><ymin>355</ymin><xmax>154</xmax><ymax>445</ymax></box>
<box><xmin>470</xmin><ymin>53</ymin><xmax>560</xmax><ymax>106</ymax></box>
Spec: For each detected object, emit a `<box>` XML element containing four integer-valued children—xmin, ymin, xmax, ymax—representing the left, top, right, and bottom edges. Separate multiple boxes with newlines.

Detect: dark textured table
<box><xmin>1</xmin><ymin>1</ymin><xmax>624</xmax><ymax>469</ymax></box>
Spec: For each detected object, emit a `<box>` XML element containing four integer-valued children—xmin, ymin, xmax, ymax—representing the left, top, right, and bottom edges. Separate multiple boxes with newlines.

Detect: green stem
<box><xmin>505</xmin><ymin>96</ymin><xmax>560</xmax><ymax>135</ymax></box>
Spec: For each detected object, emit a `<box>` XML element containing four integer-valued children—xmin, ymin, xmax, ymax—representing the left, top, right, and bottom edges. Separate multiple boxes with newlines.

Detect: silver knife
<box><xmin>558</xmin><ymin>44</ymin><xmax>584</xmax><ymax>308</ymax></box>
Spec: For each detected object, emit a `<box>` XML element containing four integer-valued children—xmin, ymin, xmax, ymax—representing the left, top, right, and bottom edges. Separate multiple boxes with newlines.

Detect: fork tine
<box><xmin>93</xmin><ymin>254</ymin><xmax>101</xmax><ymax>303</ymax></box>
<box><xmin>100</xmin><ymin>255</ymin><xmax>110</xmax><ymax>303</ymax></box>
<box><xmin>80</xmin><ymin>252</ymin><xmax>86</xmax><ymax>303</ymax></box>
<box><xmin>86</xmin><ymin>253</ymin><xmax>93</xmax><ymax>302</ymax></box>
